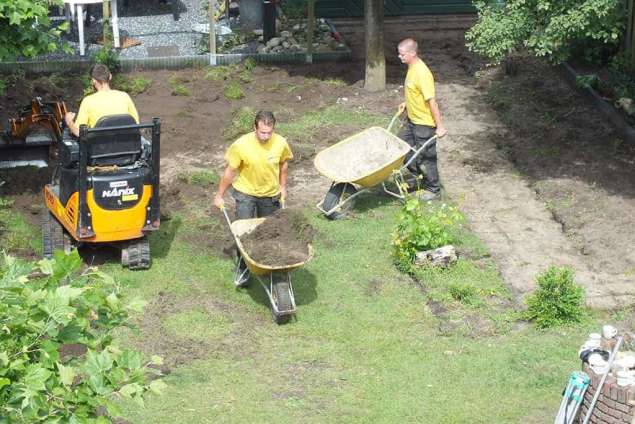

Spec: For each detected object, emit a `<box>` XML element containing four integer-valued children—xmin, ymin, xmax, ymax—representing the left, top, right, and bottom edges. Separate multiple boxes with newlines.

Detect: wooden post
<box><xmin>306</xmin><ymin>0</ymin><xmax>315</xmax><ymax>63</ymax></box>
<box><xmin>102</xmin><ymin>0</ymin><xmax>112</xmax><ymax>47</ymax></box>
<box><xmin>209</xmin><ymin>0</ymin><xmax>216</xmax><ymax>64</ymax></box>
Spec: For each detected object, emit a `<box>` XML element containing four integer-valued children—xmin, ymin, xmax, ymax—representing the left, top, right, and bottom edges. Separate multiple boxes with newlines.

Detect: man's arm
<box><xmin>64</xmin><ymin>112</ymin><xmax>79</xmax><ymax>137</ymax></box>
<box><xmin>428</xmin><ymin>98</ymin><xmax>447</xmax><ymax>138</ymax></box>
<box><xmin>213</xmin><ymin>165</ymin><xmax>237</xmax><ymax>208</ymax></box>
<box><xmin>279</xmin><ymin>161</ymin><xmax>289</xmax><ymax>202</ymax></box>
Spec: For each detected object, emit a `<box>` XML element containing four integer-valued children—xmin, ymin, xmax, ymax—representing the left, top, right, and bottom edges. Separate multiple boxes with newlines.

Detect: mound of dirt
<box><xmin>240</xmin><ymin>209</ymin><xmax>313</xmax><ymax>266</ymax></box>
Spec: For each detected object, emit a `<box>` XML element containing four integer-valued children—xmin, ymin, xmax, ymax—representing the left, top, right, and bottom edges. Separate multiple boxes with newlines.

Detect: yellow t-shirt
<box><xmin>75</xmin><ymin>90</ymin><xmax>139</xmax><ymax>128</ymax></box>
<box><xmin>404</xmin><ymin>58</ymin><xmax>436</xmax><ymax>126</ymax></box>
<box><xmin>226</xmin><ymin>132</ymin><xmax>293</xmax><ymax>197</ymax></box>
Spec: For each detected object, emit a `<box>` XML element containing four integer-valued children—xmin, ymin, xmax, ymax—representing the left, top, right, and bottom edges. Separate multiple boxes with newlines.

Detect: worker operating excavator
<box><xmin>64</xmin><ymin>64</ymin><xmax>139</xmax><ymax>137</ymax></box>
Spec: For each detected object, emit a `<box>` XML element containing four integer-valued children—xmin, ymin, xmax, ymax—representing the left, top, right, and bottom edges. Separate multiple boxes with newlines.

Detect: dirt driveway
<box><xmin>332</xmin><ymin>16</ymin><xmax>635</xmax><ymax>309</ymax></box>
<box><xmin>2</xmin><ymin>16</ymin><xmax>634</xmax><ymax>309</ymax></box>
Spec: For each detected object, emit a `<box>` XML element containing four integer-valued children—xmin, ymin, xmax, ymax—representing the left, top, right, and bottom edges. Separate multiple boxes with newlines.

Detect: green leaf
<box><xmin>23</xmin><ymin>364</ymin><xmax>52</xmax><ymax>391</ymax></box>
<box><xmin>150</xmin><ymin>355</ymin><xmax>164</xmax><ymax>366</ymax></box>
<box><xmin>119</xmin><ymin>382</ymin><xmax>143</xmax><ymax>398</ymax></box>
<box><xmin>57</xmin><ymin>362</ymin><xmax>76</xmax><ymax>387</ymax></box>
<box><xmin>149</xmin><ymin>379</ymin><xmax>167</xmax><ymax>395</ymax></box>
<box><xmin>0</xmin><ymin>377</ymin><xmax>10</xmax><ymax>390</ymax></box>
<box><xmin>125</xmin><ymin>298</ymin><xmax>147</xmax><ymax>313</ymax></box>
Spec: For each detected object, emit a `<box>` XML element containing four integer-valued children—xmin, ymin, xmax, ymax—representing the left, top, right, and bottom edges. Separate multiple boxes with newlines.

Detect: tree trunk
<box><xmin>364</xmin><ymin>0</ymin><xmax>385</xmax><ymax>92</ymax></box>
<box><xmin>239</xmin><ymin>0</ymin><xmax>263</xmax><ymax>30</ymax></box>
<box><xmin>102</xmin><ymin>0</ymin><xmax>112</xmax><ymax>47</ymax></box>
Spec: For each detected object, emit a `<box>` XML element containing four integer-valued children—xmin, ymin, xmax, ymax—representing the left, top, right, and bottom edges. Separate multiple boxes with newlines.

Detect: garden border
<box><xmin>561</xmin><ymin>62</ymin><xmax>635</xmax><ymax>145</ymax></box>
<box><xmin>0</xmin><ymin>49</ymin><xmax>351</xmax><ymax>73</ymax></box>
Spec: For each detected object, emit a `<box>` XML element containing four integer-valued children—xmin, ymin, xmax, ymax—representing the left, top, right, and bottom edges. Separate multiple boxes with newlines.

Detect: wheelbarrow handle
<box><xmin>403</xmin><ymin>134</ymin><xmax>438</xmax><ymax>170</ymax></box>
<box><xmin>387</xmin><ymin>109</ymin><xmax>404</xmax><ymax>134</ymax></box>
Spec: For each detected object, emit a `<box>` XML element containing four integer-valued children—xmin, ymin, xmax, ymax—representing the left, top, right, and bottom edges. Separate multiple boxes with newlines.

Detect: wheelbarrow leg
<box><xmin>269</xmin><ymin>272</ymin><xmax>296</xmax><ymax>324</ymax></box>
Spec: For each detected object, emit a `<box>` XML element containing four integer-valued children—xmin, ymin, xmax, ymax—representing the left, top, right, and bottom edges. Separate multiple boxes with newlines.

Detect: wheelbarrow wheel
<box><xmin>322</xmin><ymin>183</ymin><xmax>357</xmax><ymax>220</ymax></box>
<box><xmin>271</xmin><ymin>273</ymin><xmax>292</xmax><ymax>324</ymax></box>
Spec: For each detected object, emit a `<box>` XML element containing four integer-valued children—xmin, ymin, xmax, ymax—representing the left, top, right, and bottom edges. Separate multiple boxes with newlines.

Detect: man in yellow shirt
<box><xmin>397</xmin><ymin>38</ymin><xmax>447</xmax><ymax>201</ymax></box>
<box><xmin>214</xmin><ymin>111</ymin><xmax>293</xmax><ymax>286</ymax></box>
<box><xmin>64</xmin><ymin>64</ymin><xmax>139</xmax><ymax>137</ymax></box>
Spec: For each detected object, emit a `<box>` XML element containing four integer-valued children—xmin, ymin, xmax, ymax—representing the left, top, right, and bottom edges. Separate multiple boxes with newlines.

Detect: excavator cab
<box><xmin>42</xmin><ymin>115</ymin><xmax>161</xmax><ymax>269</ymax></box>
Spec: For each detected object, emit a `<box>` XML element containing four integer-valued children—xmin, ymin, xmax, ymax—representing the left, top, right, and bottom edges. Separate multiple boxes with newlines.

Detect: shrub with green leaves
<box><xmin>524</xmin><ymin>266</ymin><xmax>586</xmax><ymax>328</ymax></box>
<box><xmin>0</xmin><ymin>0</ymin><xmax>70</xmax><ymax>60</ymax></box>
<box><xmin>0</xmin><ymin>251</ymin><xmax>165</xmax><ymax>421</ymax></box>
<box><xmin>465</xmin><ymin>0</ymin><xmax>625</xmax><ymax>64</ymax></box>
<box><xmin>223</xmin><ymin>81</ymin><xmax>245</xmax><ymax>100</ymax></box>
<box><xmin>91</xmin><ymin>46</ymin><xmax>121</xmax><ymax>72</ymax></box>
<box><xmin>392</xmin><ymin>198</ymin><xmax>464</xmax><ymax>272</ymax></box>
<box><xmin>575</xmin><ymin>74</ymin><xmax>599</xmax><ymax>90</ymax></box>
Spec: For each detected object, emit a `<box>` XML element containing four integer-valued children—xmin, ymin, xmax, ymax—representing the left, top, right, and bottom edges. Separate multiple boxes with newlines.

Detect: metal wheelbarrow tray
<box><xmin>230</xmin><ymin>217</ymin><xmax>314</xmax><ymax>324</ymax></box>
<box><xmin>314</xmin><ymin>126</ymin><xmax>414</xmax><ymax>216</ymax></box>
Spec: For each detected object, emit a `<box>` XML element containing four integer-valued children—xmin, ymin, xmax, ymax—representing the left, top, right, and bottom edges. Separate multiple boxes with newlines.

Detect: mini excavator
<box><xmin>1</xmin><ymin>98</ymin><xmax>161</xmax><ymax>269</ymax></box>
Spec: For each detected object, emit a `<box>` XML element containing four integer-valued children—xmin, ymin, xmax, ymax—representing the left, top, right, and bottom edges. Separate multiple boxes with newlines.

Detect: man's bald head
<box><xmin>398</xmin><ymin>38</ymin><xmax>418</xmax><ymax>54</ymax></box>
<box><xmin>397</xmin><ymin>38</ymin><xmax>419</xmax><ymax>65</ymax></box>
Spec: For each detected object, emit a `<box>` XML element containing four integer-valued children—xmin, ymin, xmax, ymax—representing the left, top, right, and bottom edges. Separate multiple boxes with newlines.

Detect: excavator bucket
<box><xmin>0</xmin><ymin>98</ymin><xmax>67</xmax><ymax>169</ymax></box>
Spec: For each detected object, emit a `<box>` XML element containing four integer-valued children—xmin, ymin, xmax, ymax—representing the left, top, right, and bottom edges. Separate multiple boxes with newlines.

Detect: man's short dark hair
<box><xmin>254</xmin><ymin>110</ymin><xmax>276</xmax><ymax>128</ymax></box>
<box><xmin>90</xmin><ymin>64</ymin><xmax>111</xmax><ymax>83</ymax></box>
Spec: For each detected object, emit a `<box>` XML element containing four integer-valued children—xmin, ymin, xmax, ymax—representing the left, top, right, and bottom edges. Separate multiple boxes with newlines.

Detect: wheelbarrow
<box><xmin>314</xmin><ymin>111</ymin><xmax>437</xmax><ymax>218</ymax></box>
<box><xmin>221</xmin><ymin>208</ymin><xmax>314</xmax><ymax>324</ymax></box>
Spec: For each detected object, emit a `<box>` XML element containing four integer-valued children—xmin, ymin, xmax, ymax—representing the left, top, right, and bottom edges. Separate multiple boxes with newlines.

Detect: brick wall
<box><xmin>577</xmin><ymin>363</ymin><xmax>635</xmax><ymax>424</ymax></box>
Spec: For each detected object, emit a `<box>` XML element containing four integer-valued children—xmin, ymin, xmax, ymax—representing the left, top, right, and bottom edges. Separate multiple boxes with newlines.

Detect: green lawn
<box><xmin>0</xmin><ymin>104</ymin><xmax>600</xmax><ymax>423</ymax></box>
<box><xmin>100</xmin><ymin>190</ymin><xmax>594</xmax><ymax>423</ymax></box>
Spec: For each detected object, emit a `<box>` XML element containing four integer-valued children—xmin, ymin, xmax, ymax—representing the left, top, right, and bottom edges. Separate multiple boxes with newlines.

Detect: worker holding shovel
<box><xmin>213</xmin><ymin>110</ymin><xmax>293</xmax><ymax>287</ymax></box>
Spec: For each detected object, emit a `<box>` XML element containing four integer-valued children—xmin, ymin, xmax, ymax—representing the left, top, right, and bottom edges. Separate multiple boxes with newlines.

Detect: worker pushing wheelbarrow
<box><xmin>314</xmin><ymin>110</ymin><xmax>437</xmax><ymax>219</ymax></box>
<box><xmin>213</xmin><ymin>110</ymin><xmax>314</xmax><ymax>323</ymax></box>
<box><xmin>220</xmin><ymin>207</ymin><xmax>313</xmax><ymax>324</ymax></box>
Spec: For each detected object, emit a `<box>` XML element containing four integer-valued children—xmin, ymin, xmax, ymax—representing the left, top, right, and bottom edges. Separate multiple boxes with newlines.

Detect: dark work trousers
<box><xmin>232</xmin><ymin>188</ymin><xmax>281</xmax><ymax>273</ymax></box>
<box><xmin>398</xmin><ymin>120</ymin><xmax>441</xmax><ymax>193</ymax></box>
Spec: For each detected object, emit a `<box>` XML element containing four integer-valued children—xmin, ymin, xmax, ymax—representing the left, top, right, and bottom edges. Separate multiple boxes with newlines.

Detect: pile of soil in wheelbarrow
<box><xmin>240</xmin><ymin>209</ymin><xmax>314</xmax><ymax>266</ymax></box>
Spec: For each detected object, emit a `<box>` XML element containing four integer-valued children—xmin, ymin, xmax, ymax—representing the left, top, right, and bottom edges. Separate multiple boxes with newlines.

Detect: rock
<box><xmin>252</xmin><ymin>29</ymin><xmax>263</xmax><ymax>35</ymax></box>
<box><xmin>282</xmin><ymin>41</ymin><xmax>290</xmax><ymax>48</ymax></box>
<box><xmin>266</xmin><ymin>37</ymin><xmax>281</xmax><ymax>48</ymax></box>
<box><xmin>616</xmin><ymin>97</ymin><xmax>635</xmax><ymax>116</ymax></box>
<box><xmin>256</xmin><ymin>44</ymin><xmax>267</xmax><ymax>54</ymax></box>
<box><xmin>292</xmin><ymin>24</ymin><xmax>300</xmax><ymax>31</ymax></box>
<box><xmin>258</xmin><ymin>35</ymin><xmax>263</xmax><ymax>42</ymax></box>
<box><xmin>280</xmin><ymin>30</ymin><xmax>291</xmax><ymax>38</ymax></box>
<box><xmin>414</xmin><ymin>245</ymin><xmax>457</xmax><ymax>268</ymax></box>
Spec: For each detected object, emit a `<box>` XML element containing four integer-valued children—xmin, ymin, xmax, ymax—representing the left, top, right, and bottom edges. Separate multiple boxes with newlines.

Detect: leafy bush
<box><xmin>608</xmin><ymin>52</ymin><xmax>635</xmax><ymax>99</ymax></box>
<box><xmin>465</xmin><ymin>0</ymin><xmax>625</xmax><ymax>64</ymax></box>
<box><xmin>0</xmin><ymin>251</ymin><xmax>164</xmax><ymax>421</ymax></box>
<box><xmin>0</xmin><ymin>0</ymin><xmax>70</xmax><ymax>60</ymax></box>
<box><xmin>524</xmin><ymin>266</ymin><xmax>586</xmax><ymax>328</ymax></box>
<box><xmin>392</xmin><ymin>198</ymin><xmax>464</xmax><ymax>272</ymax></box>
<box><xmin>223</xmin><ymin>81</ymin><xmax>245</xmax><ymax>100</ymax></box>
<box><xmin>0</xmin><ymin>78</ymin><xmax>5</xmax><ymax>97</ymax></box>
<box><xmin>91</xmin><ymin>46</ymin><xmax>121</xmax><ymax>73</ymax></box>
<box><xmin>575</xmin><ymin>74</ymin><xmax>599</xmax><ymax>90</ymax></box>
